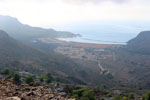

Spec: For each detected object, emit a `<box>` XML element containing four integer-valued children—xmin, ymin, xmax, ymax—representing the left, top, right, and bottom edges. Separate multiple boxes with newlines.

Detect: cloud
<box><xmin>62</xmin><ymin>0</ymin><xmax>131</xmax><ymax>4</ymax></box>
<box><xmin>0</xmin><ymin>0</ymin><xmax>150</xmax><ymax>27</ymax></box>
<box><xmin>0</xmin><ymin>0</ymin><xmax>6</xmax><ymax>2</ymax></box>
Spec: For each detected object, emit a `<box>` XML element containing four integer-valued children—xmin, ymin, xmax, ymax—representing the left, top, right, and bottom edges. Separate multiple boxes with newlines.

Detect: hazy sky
<box><xmin>0</xmin><ymin>0</ymin><xmax>150</xmax><ymax>27</ymax></box>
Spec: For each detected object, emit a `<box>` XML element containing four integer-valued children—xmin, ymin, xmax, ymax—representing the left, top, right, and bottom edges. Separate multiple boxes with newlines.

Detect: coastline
<box><xmin>57</xmin><ymin>37</ymin><xmax>127</xmax><ymax>45</ymax></box>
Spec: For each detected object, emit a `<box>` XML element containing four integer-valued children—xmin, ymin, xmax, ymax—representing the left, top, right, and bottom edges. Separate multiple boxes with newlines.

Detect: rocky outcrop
<box><xmin>0</xmin><ymin>80</ymin><xmax>74</xmax><ymax>100</ymax></box>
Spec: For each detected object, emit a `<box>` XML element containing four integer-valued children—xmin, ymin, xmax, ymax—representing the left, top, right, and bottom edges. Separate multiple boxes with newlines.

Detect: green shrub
<box><xmin>71</xmin><ymin>94</ymin><xmax>78</xmax><ymax>98</ymax></box>
<box><xmin>13</xmin><ymin>73</ymin><xmax>21</xmax><ymax>84</ymax></box>
<box><xmin>6</xmin><ymin>74</ymin><xmax>13</xmax><ymax>79</ymax></box>
<box><xmin>45</xmin><ymin>77</ymin><xmax>52</xmax><ymax>83</ymax></box>
<box><xmin>46</xmin><ymin>73</ymin><xmax>52</xmax><ymax>78</ymax></box>
<box><xmin>72</xmin><ymin>88</ymin><xmax>96</xmax><ymax>100</ymax></box>
<box><xmin>82</xmin><ymin>89</ymin><xmax>96</xmax><ymax>100</ymax></box>
<box><xmin>72</xmin><ymin>88</ymin><xmax>86</xmax><ymax>98</ymax></box>
<box><xmin>142</xmin><ymin>91</ymin><xmax>150</xmax><ymax>100</ymax></box>
<box><xmin>39</xmin><ymin>75</ymin><xmax>45</xmax><ymax>83</ymax></box>
<box><xmin>39</xmin><ymin>73</ymin><xmax>53</xmax><ymax>84</ymax></box>
<box><xmin>80</xmin><ymin>97</ymin><xmax>90</xmax><ymax>100</ymax></box>
<box><xmin>112</xmin><ymin>94</ymin><xmax>121</xmax><ymax>100</ymax></box>
<box><xmin>97</xmin><ymin>84</ymin><xmax>106</xmax><ymax>91</ymax></box>
<box><xmin>64</xmin><ymin>85</ymin><xmax>75</xmax><ymax>94</ymax></box>
<box><xmin>1</xmin><ymin>68</ymin><xmax>10</xmax><ymax>75</ymax></box>
<box><xmin>100</xmin><ymin>97</ymin><xmax>105</xmax><ymax>100</ymax></box>
<box><xmin>142</xmin><ymin>96</ymin><xmax>146</xmax><ymax>100</ymax></box>
<box><xmin>106</xmin><ymin>73</ymin><xmax>114</xmax><ymax>79</ymax></box>
<box><xmin>128</xmin><ymin>93</ymin><xmax>135</xmax><ymax>99</ymax></box>
<box><xmin>123</xmin><ymin>96</ymin><xmax>127</xmax><ymax>100</ymax></box>
<box><xmin>45</xmin><ymin>73</ymin><xmax>53</xmax><ymax>83</ymax></box>
<box><xmin>106</xmin><ymin>93</ymin><xmax>112</xmax><ymax>97</ymax></box>
<box><xmin>25</xmin><ymin>76</ymin><xmax>34</xmax><ymax>84</ymax></box>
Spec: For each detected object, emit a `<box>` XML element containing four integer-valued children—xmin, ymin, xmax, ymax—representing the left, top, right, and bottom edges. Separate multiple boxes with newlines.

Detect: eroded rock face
<box><xmin>0</xmin><ymin>80</ymin><xmax>74</xmax><ymax>100</ymax></box>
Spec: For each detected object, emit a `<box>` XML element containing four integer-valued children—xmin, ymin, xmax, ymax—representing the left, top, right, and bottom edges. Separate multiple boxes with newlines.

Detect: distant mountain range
<box><xmin>0</xmin><ymin>15</ymin><xmax>80</xmax><ymax>41</ymax></box>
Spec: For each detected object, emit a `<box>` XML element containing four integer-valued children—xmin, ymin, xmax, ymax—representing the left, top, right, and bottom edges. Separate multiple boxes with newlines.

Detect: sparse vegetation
<box><xmin>39</xmin><ymin>73</ymin><xmax>53</xmax><ymax>84</ymax></box>
<box><xmin>106</xmin><ymin>73</ymin><xmax>114</xmax><ymax>79</ymax></box>
<box><xmin>100</xmin><ymin>97</ymin><xmax>105</xmax><ymax>100</ymax></box>
<box><xmin>0</xmin><ymin>68</ymin><xmax>10</xmax><ymax>75</ymax></box>
<box><xmin>39</xmin><ymin>75</ymin><xmax>45</xmax><ymax>83</ymax></box>
<box><xmin>112</xmin><ymin>94</ymin><xmax>121</xmax><ymax>100</ymax></box>
<box><xmin>1</xmin><ymin>21</ymin><xmax>150</xmax><ymax>100</ymax></box>
<box><xmin>45</xmin><ymin>73</ymin><xmax>53</xmax><ymax>83</ymax></box>
<box><xmin>123</xmin><ymin>96</ymin><xmax>127</xmax><ymax>100</ymax></box>
<box><xmin>25</xmin><ymin>76</ymin><xmax>34</xmax><ymax>84</ymax></box>
<box><xmin>142</xmin><ymin>91</ymin><xmax>150</xmax><ymax>100</ymax></box>
<box><xmin>13</xmin><ymin>73</ymin><xmax>21</xmax><ymax>84</ymax></box>
<box><xmin>72</xmin><ymin>88</ymin><xmax>96</xmax><ymax>100</ymax></box>
<box><xmin>97</xmin><ymin>84</ymin><xmax>106</xmax><ymax>91</ymax></box>
<box><xmin>106</xmin><ymin>92</ymin><xmax>112</xmax><ymax>97</ymax></box>
<box><xmin>128</xmin><ymin>93</ymin><xmax>135</xmax><ymax>99</ymax></box>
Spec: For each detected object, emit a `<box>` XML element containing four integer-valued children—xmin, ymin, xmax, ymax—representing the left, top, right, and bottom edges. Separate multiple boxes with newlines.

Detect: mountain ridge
<box><xmin>0</xmin><ymin>15</ymin><xmax>80</xmax><ymax>40</ymax></box>
<box><xmin>127</xmin><ymin>31</ymin><xmax>150</xmax><ymax>54</ymax></box>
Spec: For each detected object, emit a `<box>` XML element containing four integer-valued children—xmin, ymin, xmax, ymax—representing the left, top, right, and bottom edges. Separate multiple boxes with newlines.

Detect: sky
<box><xmin>0</xmin><ymin>0</ymin><xmax>150</xmax><ymax>28</ymax></box>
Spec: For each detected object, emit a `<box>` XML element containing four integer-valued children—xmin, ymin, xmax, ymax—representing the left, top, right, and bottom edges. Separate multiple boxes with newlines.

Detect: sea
<box><xmin>54</xmin><ymin>20</ymin><xmax>150</xmax><ymax>44</ymax></box>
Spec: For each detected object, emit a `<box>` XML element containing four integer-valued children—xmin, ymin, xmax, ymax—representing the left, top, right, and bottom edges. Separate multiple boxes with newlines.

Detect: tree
<box><xmin>46</xmin><ymin>73</ymin><xmax>52</xmax><ymax>78</ymax></box>
<box><xmin>0</xmin><ymin>68</ymin><xmax>10</xmax><ymax>75</ymax></box>
<box><xmin>128</xmin><ymin>93</ymin><xmax>135</xmax><ymax>99</ymax></box>
<box><xmin>39</xmin><ymin>75</ymin><xmax>45</xmax><ymax>83</ymax></box>
<box><xmin>142</xmin><ymin>91</ymin><xmax>150</xmax><ymax>100</ymax></box>
<box><xmin>13</xmin><ymin>73</ymin><xmax>21</xmax><ymax>84</ymax></box>
<box><xmin>45</xmin><ymin>77</ymin><xmax>52</xmax><ymax>83</ymax></box>
<box><xmin>45</xmin><ymin>73</ymin><xmax>53</xmax><ymax>84</ymax></box>
<box><xmin>112</xmin><ymin>94</ymin><xmax>121</xmax><ymax>100</ymax></box>
<box><xmin>106</xmin><ymin>93</ymin><xmax>112</xmax><ymax>97</ymax></box>
<box><xmin>25</xmin><ymin>76</ymin><xmax>34</xmax><ymax>84</ymax></box>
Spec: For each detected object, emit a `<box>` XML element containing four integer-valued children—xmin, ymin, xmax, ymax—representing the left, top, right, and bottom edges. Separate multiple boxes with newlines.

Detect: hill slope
<box><xmin>127</xmin><ymin>31</ymin><xmax>150</xmax><ymax>54</ymax></box>
<box><xmin>100</xmin><ymin>31</ymin><xmax>150</xmax><ymax>88</ymax></box>
<box><xmin>0</xmin><ymin>30</ymin><xmax>55</xmax><ymax>73</ymax></box>
<box><xmin>0</xmin><ymin>15</ymin><xmax>79</xmax><ymax>40</ymax></box>
<box><xmin>0</xmin><ymin>30</ymin><xmax>111</xmax><ymax>86</ymax></box>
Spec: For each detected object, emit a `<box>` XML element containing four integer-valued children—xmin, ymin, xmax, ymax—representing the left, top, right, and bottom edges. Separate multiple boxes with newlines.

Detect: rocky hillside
<box><xmin>127</xmin><ymin>31</ymin><xmax>150</xmax><ymax>54</ymax></box>
<box><xmin>100</xmin><ymin>31</ymin><xmax>150</xmax><ymax>88</ymax></box>
<box><xmin>0</xmin><ymin>30</ymin><xmax>52</xmax><ymax>74</ymax></box>
<box><xmin>0</xmin><ymin>30</ymin><xmax>112</xmax><ymax>86</ymax></box>
<box><xmin>0</xmin><ymin>80</ymin><xmax>73</xmax><ymax>100</ymax></box>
